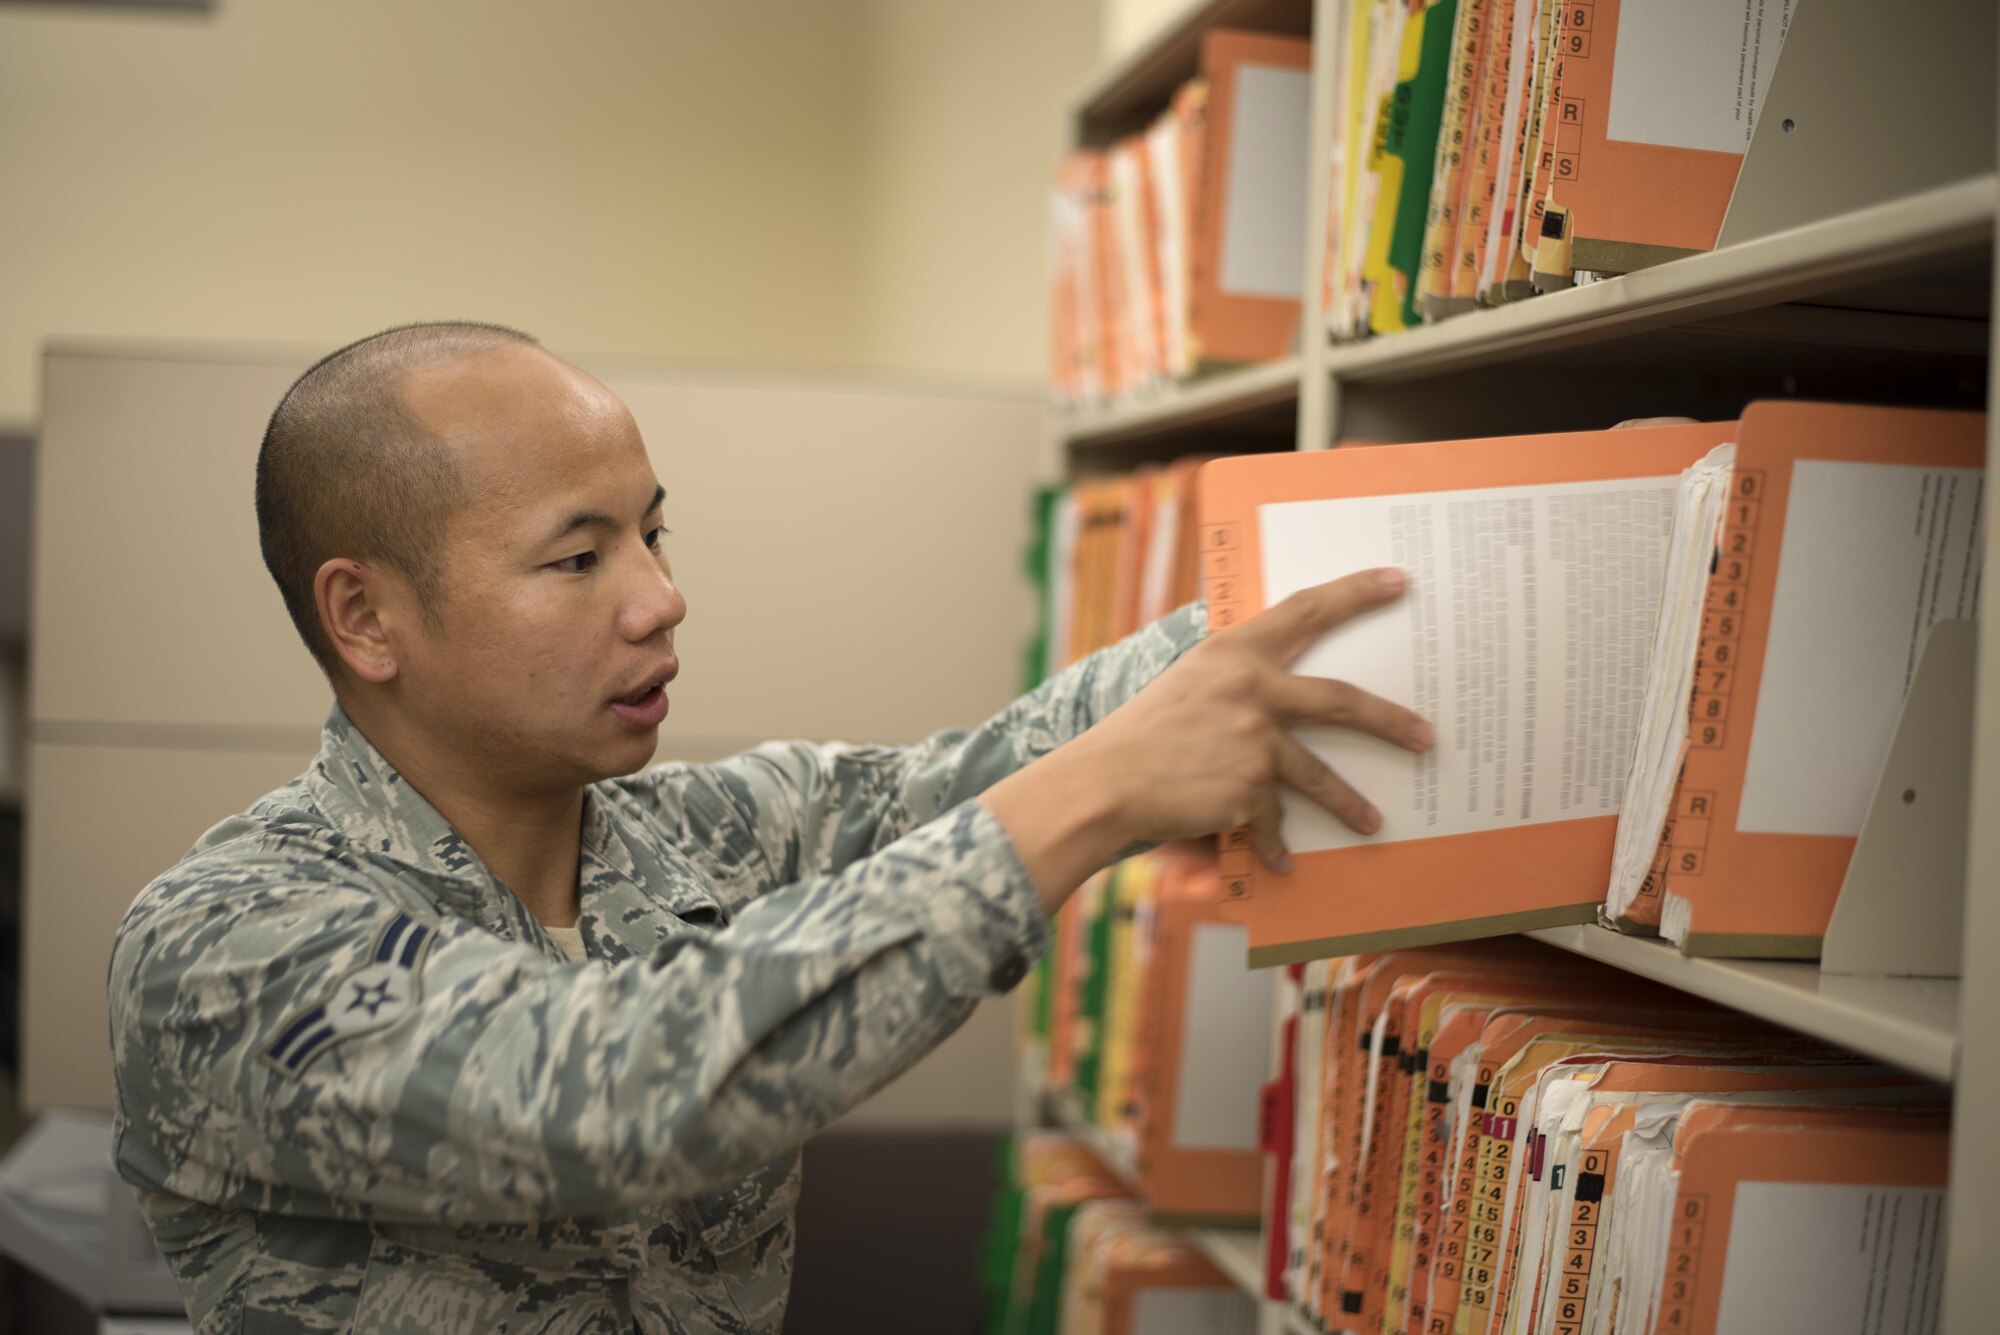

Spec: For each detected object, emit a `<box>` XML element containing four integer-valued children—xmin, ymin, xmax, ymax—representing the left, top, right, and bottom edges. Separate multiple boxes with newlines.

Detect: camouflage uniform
<box><xmin>109</xmin><ymin>608</ymin><xmax>1203</xmax><ymax>1334</ymax></box>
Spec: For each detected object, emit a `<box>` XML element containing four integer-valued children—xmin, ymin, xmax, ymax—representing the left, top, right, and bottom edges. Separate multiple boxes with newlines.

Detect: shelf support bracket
<box><xmin>1718</xmin><ymin>0</ymin><xmax>1996</xmax><ymax>248</ymax></box>
<box><xmin>1822</xmin><ymin>618</ymin><xmax>1976</xmax><ymax>978</ymax></box>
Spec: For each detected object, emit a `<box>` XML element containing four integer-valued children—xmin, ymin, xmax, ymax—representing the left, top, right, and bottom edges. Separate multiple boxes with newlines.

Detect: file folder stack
<box><xmin>1020</xmin><ymin>453</ymin><xmax>1282</xmax><ymax>1221</ymax></box>
<box><xmin>1032</xmin><ymin>457</ymin><xmax>1207</xmax><ymax>677</ymax></box>
<box><xmin>1603</xmin><ymin>403</ymin><xmax>1986</xmax><ymax>957</ymax></box>
<box><xmin>986</xmin><ymin>1149</ymin><xmax>1259</xmax><ymax>1335</ymax></box>
<box><xmin>986</xmin><ymin>1134</ymin><xmax>1130</xmax><ymax>1335</ymax></box>
<box><xmin>1322</xmin><ymin>0</ymin><xmax>1793</xmax><ymax>338</ymax></box>
<box><xmin>1193</xmin><ymin>403</ymin><xmax>1985</xmax><ymax>961</ymax></box>
<box><xmin>1050</xmin><ymin>31</ymin><xmax>1311</xmax><ymax>409</ymax></box>
<box><xmin>1030</xmin><ymin>844</ymin><xmax>1276</xmax><ymax>1223</ymax></box>
<box><xmin>1268</xmin><ymin>942</ymin><xmax>1947</xmax><ymax>1335</ymax></box>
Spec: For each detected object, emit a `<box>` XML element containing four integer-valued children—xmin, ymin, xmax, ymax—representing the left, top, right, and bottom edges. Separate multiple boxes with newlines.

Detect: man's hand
<box><xmin>982</xmin><ymin>568</ymin><xmax>1434</xmax><ymax>917</ymax></box>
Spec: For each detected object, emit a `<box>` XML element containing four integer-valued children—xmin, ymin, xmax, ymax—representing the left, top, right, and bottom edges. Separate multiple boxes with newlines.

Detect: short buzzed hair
<box><xmin>256</xmin><ymin>321</ymin><xmax>539</xmax><ymax>678</ymax></box>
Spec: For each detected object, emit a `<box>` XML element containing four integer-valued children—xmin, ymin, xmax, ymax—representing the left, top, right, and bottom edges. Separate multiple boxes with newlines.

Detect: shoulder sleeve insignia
<box><xmin>264</xmin><ymin>912</ymin><xmax>433</xmax><ymax>1076</ymax></box>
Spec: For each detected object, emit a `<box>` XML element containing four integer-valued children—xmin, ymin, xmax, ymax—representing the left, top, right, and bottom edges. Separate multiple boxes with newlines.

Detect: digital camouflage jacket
<box><xmin>108</xmin><ymin>607</ymin><xmax>1202</xmax><ymax>1334</ymax></box>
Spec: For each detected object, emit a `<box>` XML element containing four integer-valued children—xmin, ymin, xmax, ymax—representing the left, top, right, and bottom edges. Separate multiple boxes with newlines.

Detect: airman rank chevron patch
<box><xmin>265</xmin><ymin>912</ymin><xmax>433</xmax><ymax>1075</ymax></box>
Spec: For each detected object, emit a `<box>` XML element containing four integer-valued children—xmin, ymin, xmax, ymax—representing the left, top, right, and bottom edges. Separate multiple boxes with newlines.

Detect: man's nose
<box><xmin>620</xmin><ymin>550</ymin><xmax>686</xmax><ymax>641</ymax></box>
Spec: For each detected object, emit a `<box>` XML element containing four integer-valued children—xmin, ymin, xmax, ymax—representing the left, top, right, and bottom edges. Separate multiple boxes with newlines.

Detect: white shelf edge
<box><xmin>1069</xmin><ymin>0</ymin><xmax>1215</xmax><ymax>125</ymax></box>
<box><xmin>1188</xmin><ymin>1225</ymin><xmax>1266</xmax><ymax>1300</ymax></box>
<box><xmin>1043</xmin><ymin>1087</ymin><xmax>1142</xmax><ymax>1188</ymax></box>
<box><xmin>1325</xmin><ymin>174</ymin><xmax>1997</xmax><ymax>385</ymax></box>
<box><xmin>1041</xmin><ymin>1089</ymin><xmax>1279</xmax><ymax>1308</ymax></box>
<box><xmin>1525</xmin><ymin>924</ymin><xmax>1958</xmax><ymax>1084</ymax></box>
<box><xmin>1058</xmin><ymin>355</ymin><xmax>1301</xmax><ymax>449</ymax></box>
<box><xmin>1068</xmin><ymin>0</ymin><xmax>1308</xmax><ymax>133</ymax></box>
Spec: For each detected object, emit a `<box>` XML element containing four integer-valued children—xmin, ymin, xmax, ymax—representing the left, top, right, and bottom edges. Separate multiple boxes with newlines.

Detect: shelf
<box><xmin>1325</xmin><ymin>175</ymin><xmax>1996</xmax><ymax>387</ymax></box>
<box><xmin>1525</xmin><ymin>924</ymin><xmax>1958</xmax><ymax>1084</ymax></box>
<box><xmin>1058</xmin><ymin>355</ymin><xmax>1301</xmax><ymax>452</ymax></box>
<box><xmin>1043</xmin><ymin>1087</ymin><xmax>1141</xmax><ymax>1187</ymax></box>
<box><xmin>1041</xmin><ymin>1088</ymin><xmax>1274</xmax><ymax>1307</ymax></box>
<box><xmin>1188</xmin><ymin>1226</ymin><xmax>1265</xmax><ymax>1300</ymax></box>
<box><xmin>1071</xmin><ymin>0</ymin><xmax>1312</xmax><ymax>144</ymax></box>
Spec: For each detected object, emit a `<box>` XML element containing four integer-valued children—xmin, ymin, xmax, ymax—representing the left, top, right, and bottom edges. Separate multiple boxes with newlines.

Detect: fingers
<box><xmin>1235</xmin><ymin>567</ymin><xmax>1407</xmax><ymax>667</ymax></box>
<box><xmin>1248</xmin><ymin>736</ymin><xmax>1386</xmax><ymax>875</ymax></box>
<box><xmin>1276</xmin><ymin>735</ymin><xmax>1382</xmax><ymax>836</ymax></box>
<box><xmin>1246</xmin><ymin>786</ymin><xmax>1291</xmax><ymax>874</ymax></box>
<box><xmin>1266</xmin><ymin>674</ymin><xmax>1434</xmax><ymax>752</ymax></box>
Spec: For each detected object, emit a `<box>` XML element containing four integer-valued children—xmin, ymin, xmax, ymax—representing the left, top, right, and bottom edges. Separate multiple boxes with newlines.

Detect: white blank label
<box><xmin>1172</xmin><ymin>923</ymin><xmax>1274</xmax><ymax>1150</ymax></box>
<box><xmin>1132</xmin><ymin>1286</ymin><xmax>1260</xmax><ymax>1335</ymax></box>
<box><xmin>1219</xmin><ymin>64</ymin><xmax>1310</xmax><ymax>300</ymax></box>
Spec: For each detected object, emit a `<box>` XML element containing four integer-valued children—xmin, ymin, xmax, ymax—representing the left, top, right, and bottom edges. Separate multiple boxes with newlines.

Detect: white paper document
<box><xmin>1606</xmin><ymin>445</ymin><xmax>1736</xmax><ymax>917</ymax></box>
<box><xmin>1220</xmin><ymin>64</ymin><xmax>1310</xmax><ymax>299</ymax></box>
<box><xmin>1608</xmin><ymin>0</ymin><xmax>1792</xmax><ymax>154</ymax></box>
<box><xmin>1259</xmin><ymin>476</ymin><xmax>1679</xmax><ymax>854</ymax></box>
<box><xmin>1713</xmin><ymin>1181</ymin><xmax>1948</xmax><ymax>1335</ymax></box>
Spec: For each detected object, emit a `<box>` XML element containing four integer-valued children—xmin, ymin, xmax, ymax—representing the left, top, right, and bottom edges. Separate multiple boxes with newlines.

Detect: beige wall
<box><xmin>4</xmin><ymin>3</ymin><xmax>1103</xmax><ymax>1125</ymax></box>
<box><xmin>848</xmin><ymin>0</ymin><xmax>1098</xmax><ymax>388</ymax></box>
<box><xmin>0</xmin><ymin>0</ymin><xmax>1097</xmax><ymax>429</ymax></box>
<box><xmin>26</xmin><ymin>348</ymin><xmax>1045</xmax><ymax>1120</ymax></box>
<box><xmin>1101</xmin><ymin>0</ymin><xmax>1193</xmax><ymax>61</ymax></box>
<box><xmin>0</xmin><ymin>0</ymin><xmax>1112</xmax><ymax>1135</ymax></box>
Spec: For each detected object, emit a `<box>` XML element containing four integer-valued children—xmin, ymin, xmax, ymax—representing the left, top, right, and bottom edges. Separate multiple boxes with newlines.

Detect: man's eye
<box><xmin>554</xmin><ymin>551</ymin><xmax>597</xmax><ymax>574</ymax></box>
<box><xmin>645</xmin><ymin>525</ymin><xmax>670</xmax><ymax>550</ymax></box>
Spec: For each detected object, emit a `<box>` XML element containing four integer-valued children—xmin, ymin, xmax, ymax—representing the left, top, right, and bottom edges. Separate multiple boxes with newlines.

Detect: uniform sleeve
<box><xmin>112</xmin><ymin>800</ymin><xmax>1043</xmax><ymax>1226</ymax></box>
<box><xmin>629</xmin><ymin>604</ymin><xmax>1207</xmax><ymax>899</ymax></box>
<box><xmin>111</xmin><ymin>607</ymin><xmax>1204</xmax><ymax>1227</ymax></box>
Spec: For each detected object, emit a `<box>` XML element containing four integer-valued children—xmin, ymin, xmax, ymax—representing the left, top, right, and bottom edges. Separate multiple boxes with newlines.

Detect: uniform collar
<box><xmin>306</xmin><ymin>701</ymin><xmax>623</xmax><ymax>943</ymax></box>
<box><xmin>298</xmin><ymin>707</ymin><xmax>540</xmax><ymax>939</ymax></box>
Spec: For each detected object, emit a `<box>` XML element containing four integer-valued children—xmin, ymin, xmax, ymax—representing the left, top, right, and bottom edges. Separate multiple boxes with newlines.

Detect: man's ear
<box><xmin>316</xmin><ymin>558</ymin><xmax>401</xmax><ymax>684</ymax></box>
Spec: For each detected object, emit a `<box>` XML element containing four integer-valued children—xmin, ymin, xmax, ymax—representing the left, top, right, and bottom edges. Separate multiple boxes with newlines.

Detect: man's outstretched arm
<box><xmin>619</xmin><ymin>604</ymin><xmax>1205</xmax><ymax>904</ymax></box>
<box><xmin>111</xmin><ymin>571</ymin><xmax>1426</xmax><ymax>1227</ymax></box>
<box><xmin>641</xmin><ymin>570</ymin><xmax>1424</xmax><ymax>913</ymax></box>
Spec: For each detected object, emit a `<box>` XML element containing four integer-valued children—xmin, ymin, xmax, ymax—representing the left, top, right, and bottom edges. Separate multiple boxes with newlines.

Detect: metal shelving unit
<box><xmin>1056</xmin><ymin>355</ymin><xmax>1302</xmax><ymax>452</ymax></box>
<box><xmin>1188</xmin><ymin>1225</ymin><xmax>1265</xmax><ymax>1303</ymax></box>
<box><xmin>1322</xmin><ymin>177</ymin><xmax>1995</xmax><ymax>386</ymax></box>
<box><xmin>1525</xmin><ymin>924</ymin><xmax>1960</xmax><ymax>1083</ymax></box>
<box><xmin>1071</xmin><ymin>0</ymin><xmax>1311</xmax><ymax>146</ymax></box>
<box><xmin>1039</xmin><ymin>2</ymin><xmax>1998</xmax><ymax>1332</ymax></box>
<box><xmin>1043</xmin><ymin>1089</ymin><xmax>1278</xmax><ymax>1317</ymax></box>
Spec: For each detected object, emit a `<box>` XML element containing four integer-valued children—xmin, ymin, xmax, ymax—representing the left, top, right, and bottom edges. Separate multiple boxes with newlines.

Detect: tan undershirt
<box><xmin>544</xmin><ymin>922</ymin><xmax>588</xmax><ymax>963</ymax></box>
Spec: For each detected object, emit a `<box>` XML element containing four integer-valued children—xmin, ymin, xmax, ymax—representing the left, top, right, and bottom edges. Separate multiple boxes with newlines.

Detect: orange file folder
<box><xmin>1196</xmin><ymin>420</ymin><xmax>1735</xmax><ymax>963</ymax></box>
<box><xmin>1187</xmin><ymin>29</ymin><xmax>1312</xmax><ymax>365</ymax></box>
<box><xmin>1541</xmin><ymin>1061</ymin><xmax>1923</xmax><ymax>1334</ymax></box>
<box><xmin>1662</xmin><ymin>1109</ymin><xmax>1950</xmax><ymax>1335</ymax></box>
<box><xmin>1131</xmin><ymin>850</ymin><xmax>1270</xmax><ymax>1222</ymax></box>
<box><xmin>1543</xmin><ymin>0</ymin><xmax>1788</xmax><ymax>273</ymax></box>
<box><xmin>1657</xmin><ymin>402</ymin><xmax>1986</xmax><ymax>957</ymax></box>
<box><xmin>1097</xmin><ymin>1230</ymin><xmax>1255</xmax><ymax>1335</ymax></box>
<box><xmin>1302</xmin><ymin>944</ymin><xmax>1555</xmax><ymax>1328</ymax></box>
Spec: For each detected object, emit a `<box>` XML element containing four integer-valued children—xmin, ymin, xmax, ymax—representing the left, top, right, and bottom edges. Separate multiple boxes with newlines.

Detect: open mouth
<box><xmin>611</xmin><ymin>665</ymin><xmax>676</xmax><ymax>714</ymax></box>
